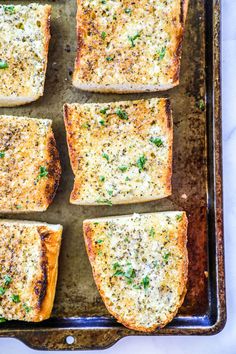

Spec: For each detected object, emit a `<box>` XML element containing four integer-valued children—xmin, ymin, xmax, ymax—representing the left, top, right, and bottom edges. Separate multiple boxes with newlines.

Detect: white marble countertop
<box><xmin>0</xmin><ymin>1</ymin><xmax>235</xmax><ymax>353</ymax></box>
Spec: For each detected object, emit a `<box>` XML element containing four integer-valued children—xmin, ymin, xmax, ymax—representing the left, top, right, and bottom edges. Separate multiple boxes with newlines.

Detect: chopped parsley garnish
<box><xmin>102</xmin><ymin>153</ymin><xmax>109</xmax><ymax>161</ymax></box>
<box><xmin>0</xmin><ymin>287</ymin><xmax>5</xmax><ymax>296</ymax></box>
<box><xmin>101</xmin><ymin>0</ymin><xmax>106</xmax><ymax>3</ymax></box>
<box><xmin>23</xmin><ymin>303</ymin><xmax>31</xmax><ymax>313</ymax></box>
<box><xmin>149</xmin><ymin>227</ymin><xmax>155</xmax><ymax>238</ymax></box>
<box><xmin>156</xmin><ymin>46</ymin><xmax>166</xmax><ymax>60</ymax></box>
<box><xmin>125</xmin><ymin>8</ymin><xmax>132</xmax><ymax>14</ymax></box>
<box><xmin>137</xmin><ymin>155</ymin><xmax>147</xmax><ymax>171</ymax></box>
<box><xmin>198</xmin><ymin>99</ymin><xmax>205</xmax><ymax>111</ymax></box>
<box><xmin>99</xmin><ymin>119</ymin><xmax>105</xmax><ymax>126</ymax></box>
<box><xmin>82</xmin><ymin>123</ymin><xmax>90</xmax><ymax>129</ymax></box>
<box><xmin>106</xmin><ymin>56</ymin><xmax>114</xmax><ymax>62</ymax></box>
<box><xmin>100</xmin><ymin>108</ymin><xmax>108</xmax><ymax>114</ymax></box>
<box><xmin>113</xmin><ymin>262</ymin><xmax>121</xmax><ymax>271</ymax></box>
<box><xmin>16</xmin><ymin>205</ymin><xmax>22</xmax><ymax>209</ymax></box>
<box><xmin>11</xmin><ymin>294</ymin><xmax>20</xmax><ymax>303</ymax></box>
<box><xmin>115</xmin><ymin>109</ymin><xmax>128</xmax><ymax>120</ymax></box>
<box><xmin>95</xmin><ymin>239</ymin><xmax>103</xmax><ymax>244</ymax></box>
<box><xmin>0</xmin><ymin>60</ymin><xmax>8</xmax><ymax>69</ymax></box>
<box><xmin>124</xmin><ymin>267</ymin><xmax>136</xmax><ymax>283</ymax></box>
<box><xmin>96</xmin><ymin>199</ymin><xmax>112</xmax><ymax>206</ymax></box>
<box><xmin>0</xmin><ymin>318</ymin><xmax>6</xmax><ymax>323</ymax></box>
<box><xmin>98</xmin><ymin>251</ymin><xmax>103</xmax><ymax>256</ymax></box>
<box><xmin>163</xmin><ymin>251</ymin><xmax>170</xmax><ymax>263</ymax></box>
<box><xmin>37</xmin><ymin>166</ymin><xmax>48</xmax><ymax>181</ymax></box>
<box><xmin>118</xmin><ymin>165</ymin><xmax>128</xmax><ymax>172</ymax></box>
<box><xmin>125</xmin><ymin>176</ymin><xmax>131</xmax><ymax>181</ymax></box>
<box><xmin>4</xmin><ymin>275</ymin><xmax>11</xmax><ymax>286</ymax></box>
<box><xmin>150</xmin><ymin>137</ymin><xmax>163</xmax><ymax>147</ymax></box>
<box><xmin>107</xmin><ymin>189</ymin><xmax>113</xmax><ymax>196</ymax></box>
<box><xmin>176</xmin><ymin>214</ymin><xmax>183</xmax><ymax>221</ymax></box>
<box><xmin>101</xmin><ymin>31</ymin><xmax>107</xmax><ymax>40</ymax></box>
<box><xmin>3</xmin><ymin>5</ymin><xmax>15</xmax><ymax>14</ymax></box>
<box><xmin>0</xmin><ymin>151</ymin><xmax>5</xmax><ymax>158</ymax></box>
<box><xmin>99</xmin><ymin>175</ymin><xmax>105</xmax><ymax>182</ymax></box>
<box><xmin>141</xmin><ymin>275</ymin><xmax>150</xmax><ymax>290</ymax></box>
<box><xmin>112</xmin><ymin>263</ymin><xmax>136</xmax><ymax>284</ymax></box>
<box><xmin>133</xmin><ymin>284</ymin><xmax>141</xmax><ymax>289</ymax></box>
<box><xmin>128</xmin><ymin>33</ymin><xmax>140</xmax><ymax>47</ymax></box>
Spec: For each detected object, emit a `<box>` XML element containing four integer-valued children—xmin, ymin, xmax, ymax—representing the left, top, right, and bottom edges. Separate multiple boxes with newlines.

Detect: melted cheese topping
<box><xmin>0</xmin><ymin>4</ymin><xmax>50</xmax><ymax>98</ymax></box>
<box><xmin>74</xmin><ymin>0</ymin><xmax>185</xmax><ymax>88</ymax></box>
<box><xmin>84</xmin><ymin>212</ymin><xmax>188</xmax><ymax>330</ymax></box>
<box><xmin>65</xmin><ymin>98</ymin><xmax>172</xmax><ymax>205</ymax></box>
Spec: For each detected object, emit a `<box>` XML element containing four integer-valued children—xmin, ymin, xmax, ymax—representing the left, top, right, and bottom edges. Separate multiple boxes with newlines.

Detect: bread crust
<box><xmin>0</xmin><ymin>4</ymin><xmax>51</xmax><ymax>107</ymax></box>
<box><xmin>73</xmin><ymin>0</ymin><xmax>188</xmax><ymax>93</ymax></box>
<box><xmin>83</xmin><ymin>212</ymin><xmax>188</xmax><ymax>332</ymax></box>
<box><xmin>0</xmin><ymin>115</ymin><xmax>61</xmax><ymax>213</ymax></box>
<box><xmin>0</xmin><ymin>220</ymin><xmax>62</xmax><ymax>322</ymax></box>
<box><xmin>64</xmin><ymin>98</ymin><xmax>172</xmax><ymax>205</ymax></box>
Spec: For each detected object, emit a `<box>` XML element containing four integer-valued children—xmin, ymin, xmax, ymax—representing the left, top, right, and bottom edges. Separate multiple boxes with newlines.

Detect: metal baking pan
<box><xmin>0</xmin><ymin>0</ymin><xmax>225</xmax><ymax>350</ymax></box>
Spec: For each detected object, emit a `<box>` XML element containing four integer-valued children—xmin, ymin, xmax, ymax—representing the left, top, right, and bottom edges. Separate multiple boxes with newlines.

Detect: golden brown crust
<box><xmin>64</xmin><ymin>98</ymin><xmax>172</xmax><ymax>205</ymax></box>
<box><xmin>35</xmin><ymin>226</ymin><xmax>62</xmax><ymax>322</ymax></box>
<box><xmin>83</xmin><ymin>212</ymin><xmax>188</xmax><ymax>332</ymax></box>
<box><xmin>73</xmin><ymin>0</ymin><xmax>188</xmax><ymax>92</ymax></box>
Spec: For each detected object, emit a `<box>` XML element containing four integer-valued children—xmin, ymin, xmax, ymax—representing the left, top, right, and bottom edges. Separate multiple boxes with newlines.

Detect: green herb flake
<box><xmin>198</xmin><ymin>99</ymin><xmax>205</xmax><ymax>111</ymax></box>
<box><xmin>4</xmin><ymin>275</ymin><xmax>11</xmax><ymax>286</ymax></box>
<box><xmin>125</xmin><ymin>8</ymin><xmax>132</xmax><ymax>14</ymax></box>
<box><xmin>100</xmin><ymin>108</ymin><xmax>108</xmax><ymax>114</ymax></box>
<box><xmin>141</xmin><ymin>275</ymin><xmax>150</xmax><ymax>290</ymax></box>
<box><xmin>156</xmin><ymin>46</ymin><xmax>166</xmax><ymax>60</ymax></box>
<box><xmin>16</xmin><ymin>205</ymin><xmax>22</xmax><ymax>209</ymax></box>
<box><xmin>128</xmin><ymin>33</ymin><xmax>140</xmax><ymax>47</ymax></box>
<box><xmin>125</xmin><ymin>176</ymin><xmax>131</xmax><ymax>181</ymax></box>
<box><xmin>124</xmin><ymin>237</ymin><xmax>129</xmax><ymax>242</ymax></box>
<box><xmin>101</xmin><ymin>0</ymin><xmax>106</xmax><ymax>3</ymax></box>
<box><xmin>99</xmin><ymin>175</ymin><xmax>105</xmax><ymax>182</ymax></box>
<box><xmin>11</xmin><ymin>294</ymin><xmax>20</xmax><ymax>303</ymax></box>
<box><xmin>137</xmin><ymin>155</ymin><xmax>147</xmax><ymax>171</ymax></box>
<box><xmin>163</xmin><ymin>251</ymin><xmax>170</xmax><ymax>263</ymax></box>
<box><xmin>176</xmin><ymin>214</ymin><xmax>183</xmax><ymax>221</ymax></box>
<box><xmin>98</xmin><ymin>251</ymin><xmax>103</xmax><ymax>256</ymax></box>
<box><xmin>101</xmin><ymin>31</ymin><xmax>107</xmax><ymax>40</ymax></box>
<box><xmin>3</xmin><ymin>5</ymin><xmax>15</xmax><ymax>14</ymax></box>
<box><xmin>107</xmin><ymin>189</ymin><xmax>113</xmax><ymax>196</ymax></box>
<box><xmin>149</xmin><ymin>227</ymin><xmax>155</xmax><ymax>238</ymax></box>
<box><xmin>0</xmin><ymin>151</ymin><xmax>5</xmax><ymax>158</ymax></box>
<box><xmin>0</xmin><ymin>287</ymin><xmax>5</xmax><ymax>296</ymax></box>
<box><xmin>0</xmin><ymin>318</ymin><xmax>6</xmax><ymax>323</ymax></box>
<box><xmin>113</xmin><ymin>262</ymin><xmax>121</xmax><ymax>271</ymax></box>
<box><xmin>149</xmin><ymin>137</ymin><xmax>163</xmax><ymax>147</ymax></box>
<box><xmin>118</xmin><ymin>165</ymin><xmax>128</xmax><ymax>172</ymax></box>
<box><xmin>23</xmin><ymin>303</ymin><xmax>31</xmax><ymax>313</ymax></box>
<box><xmin>106</xmin><ymin>56</ymin><xmax>114</xmax><ymax>62</ymax></box>
<box><xmin>113</xmin><ymin>269</ymin><xmax>125</xmax><ymax>277</ymax></box>
<box><xmin>102</xmin><ymin>153</ymin><xmax>109</xmax><ymax>161</ymax></box>
<box><xmin>0</xmin><ymin>60</ymin><xmax>8</xmax><ymax>69</ymax></box>
<box><xmin>133</xmin><ymin>284</ymin><xmax>141</xmax><ymax>289</ymax></box>
<box><xmin>96</xmin><ymin>199</ymin><xmax>112</xmax><ymax>206</ymax></box>
<box><xmin>82</xmin><ymin>123</ymin><xmax>90</xmax><ymax>129</ymax></box>
<box><xmin>99</xmin><ymin>119</ymin><xmax>105</xmax><ymax>126</ymax></box>
<box><xmin>37</xmin><ymin>166</ymin><xmax>48</xmax><ymax>181</ymax></box>
<box><xmin>95</xmin><ymin>239</ymin><xmax>103</xmax><ymax>244</ymax></box>
<box><xmin>115</xmin><ymin>109</ymin><xmax>128</xmax><ymax>120</ymax></box>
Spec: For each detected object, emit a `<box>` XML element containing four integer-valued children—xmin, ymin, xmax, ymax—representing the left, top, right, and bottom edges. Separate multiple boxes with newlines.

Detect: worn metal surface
<box><xmin>0</xmin><ymin>0</ymin><xmax>225</xmax><ymax>350</ymax></box>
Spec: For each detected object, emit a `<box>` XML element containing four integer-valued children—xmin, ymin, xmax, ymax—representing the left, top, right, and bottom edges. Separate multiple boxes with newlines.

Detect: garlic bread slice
<box><xmin>73</xmin><ymin>0</ymin><xmax>188</xmax><ymax>92</ymax></box>
<box><xmin>83</xmin><ymin>211</ymin><xmax>188</xmax><ymax>332</ymax></box>
<box><xmin>0</xmin><ymin>4</ymin><xmax>51</xmax><ymax>106</ymax></box>
<box><xmin>64</xmin><ymin>98</ymin><xmax>172</xmax><ymax>205</ymax></box>
<box><xmin>0</xmin><ymin>115</ymin><xmax>61</xmax><ymax>212</ymax></box>
<box><xmin>0</xmin><ymin>220</ymin><xmax>62</xmax><ymax>322</ymax></box>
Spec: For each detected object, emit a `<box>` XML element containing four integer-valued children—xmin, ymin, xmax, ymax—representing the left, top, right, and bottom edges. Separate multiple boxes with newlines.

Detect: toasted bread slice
<box><xmin>64</xmin><ymin>98</ymin><xmax>172</xmax><ymax>205</ymax></box>
<box><xmin>73</xmin><ymin>0</ymin><xmax>188</xmax><ymax>93</ymax></box>
<box><xmin>83</xmin><ymin>212</ymin><xmax>188</xmax><ymax>332</ymax></box>
<box><xmin>0</xmin><ymin>220</ymin><xmax>62</xmax><ymax>322</ymax></box>
<box><xmin>0</xmin><ymin>115</ymin><xmax>61</xmax><ymax>213</ymax></box>
<box><xmin>0</xmin><ymin>4</ymin><xmax>51</xmax><ymax>107</ymax></box>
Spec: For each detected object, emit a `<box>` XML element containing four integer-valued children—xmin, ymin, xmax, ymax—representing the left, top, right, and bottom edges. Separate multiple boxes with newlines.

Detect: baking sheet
<box><xmin>0</xmin><ymin>0</ymin><xmax>225</xmax><ymax>350</ymax></box>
